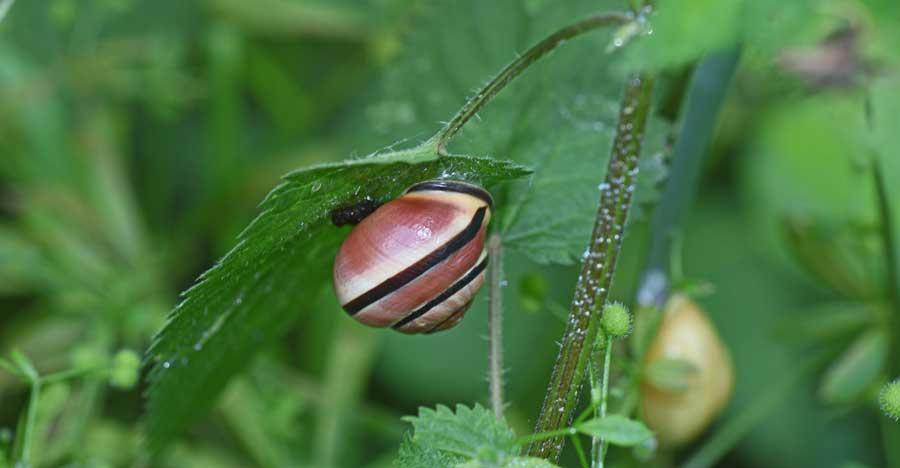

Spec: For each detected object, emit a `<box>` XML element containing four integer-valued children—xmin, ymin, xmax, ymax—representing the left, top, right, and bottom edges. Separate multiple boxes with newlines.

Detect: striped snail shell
<box><xmin>332</xmin><ymin>180</ymin><xmax>492</xmax><ymax>334</ymax></box>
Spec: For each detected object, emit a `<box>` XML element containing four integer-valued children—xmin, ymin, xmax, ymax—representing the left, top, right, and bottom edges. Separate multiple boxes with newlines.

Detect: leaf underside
<box><xmin>143</xmin><ymin>152</ymin><xmax>529</xmax><ymax>452</ymax></box>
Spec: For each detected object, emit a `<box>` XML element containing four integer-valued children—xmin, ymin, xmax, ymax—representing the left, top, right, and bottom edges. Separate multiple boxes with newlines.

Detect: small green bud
<box><xmin>880</xmin><ymin>379</ymin><xmax>900</xmax><ymax>421</ymax></box>
<box><xmin>109</xmin><ymin>349</ymin><xmax>141</xmax><ymax>389</ymax></box>
<box><xmin>601</xmin><ymin>302</ymin><xmax>631</xmax><ymax>337</ymax></box>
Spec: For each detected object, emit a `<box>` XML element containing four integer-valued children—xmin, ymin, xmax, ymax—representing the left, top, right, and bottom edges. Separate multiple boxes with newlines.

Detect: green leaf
<box><xmin>502</xmin><ymin>458</ymin><xmax>560</xmax><ymax>468</ymax></box>
<box><xmin>395</xmin><ymin>435</ymin><xmax>465</xmax><ymax>468</ymax></box>
<box><xmin>0</xmin><ymin>226</ymin><xmax>46</xmax><ymax>294</ymax></box>
<box><xmin>774</xmin><ymin>302</ymin><xmax>878</xmax><ymax>344</ymax></box>
<box><xmin>363</xmin><ymin>0</ymin><xmax>669</xmax><ymax>265</ymax></box>
<box><xmin>401</xmin><ymin>404</ymin><xmax>517</xmax><ymax>462</ymax></box>
<box><xmin>457</xmin><ymin>457</ymin><xmax>561</xmax><ymax>468</ymax></box>
<box><xmin>621</xmin><ymin>0</ymin><xmax>824</xmax><ymax>70</ymax></box>
<box><xmin>781</xmin><ymin>216</ymin><xmax>884</xmax><ymax>299</ymax></box>
<box><xmin>819</xmin><ymin>329</ymin><xmax>889</xmax><ymax>405</ymax></box>
<box><xmin>577</xmin><ymin>415</ymin><xmax>654</xmax><ymax>446</ymax></box>
<box><xmin>143</xmin><ymin>147</ymin><xmax>529</xmax><ymax>452</ymax></box>
<box><xmin>643</xmin><ymin>357</ymin><xmax>699</xmax><ymax>392</ymax></box>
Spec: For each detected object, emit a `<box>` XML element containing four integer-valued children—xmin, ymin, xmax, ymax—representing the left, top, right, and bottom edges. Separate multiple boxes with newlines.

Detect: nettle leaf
<box><xmin>577</xmin><ymin>415</ymin><xmax>654</xmax><ymax>446</ymax></box>
<box><xmin>457</xmin><ymin>457</ymin><xmax>561</xmax><ymax>468</ymax></box>
<box><xmin>364</xmin><ymin>0</ymin><xmax>669</xmax><ymax>265</ymax></box>
<box><xmin>396</xmin><ymin>434</ymin><xmax>466</xmax><ymax>468</ymax></box>
<box><xmin>144</xmin><ymin>148</ymin><xmax>529</xmax><ymax>452</ymax></box>
<box><xmin>401</xmin><ymin>404</ymin><xmax>517</xmax><ymax>462</ymax></box>
<box><xmin>819</xmin><ymin>329</ymin><xmax>888</xmax><ymax>405</ymax></box>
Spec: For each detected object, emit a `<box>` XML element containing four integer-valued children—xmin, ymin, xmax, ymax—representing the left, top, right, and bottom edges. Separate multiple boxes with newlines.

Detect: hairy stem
<box><xmin>527</xmin><ymin>73</ymin><xmax>655</xmax><ymax>461</ymax></box>
<box><xmin>488</xmin><ymin>233</ymin><xmax>505</xmax><ymax>418</ymax></box>
<box><xmin>436</xmin><ymin>11</ymin><xmax>631</xmax><ymax>153</ymax></box>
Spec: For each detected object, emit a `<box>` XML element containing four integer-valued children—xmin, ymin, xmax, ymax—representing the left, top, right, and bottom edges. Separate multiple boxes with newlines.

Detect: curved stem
<box><xmin>436</xmin><ymin>11</ymin><xmax>631</xmax><ymax>154</ymax></box>
<box><xmin>526</xmin><ymin>73</ymin><xmax>655</xmax><ymax>462</ymax></box>
<box><xmin>488</xmin><ymin>233</ymin><xmax>505</xmax><ymax>418</ymax></box>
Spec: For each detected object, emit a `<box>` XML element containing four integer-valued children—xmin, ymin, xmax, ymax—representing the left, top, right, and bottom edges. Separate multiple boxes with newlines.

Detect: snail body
<box><xmin>332</xmin><ymin>180</ymin><xmax>492</xmax><ymax>334</ymax></box>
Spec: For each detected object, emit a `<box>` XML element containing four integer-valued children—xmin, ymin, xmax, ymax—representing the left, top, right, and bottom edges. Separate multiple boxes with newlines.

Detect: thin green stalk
<box><xmin>873</xmin><ymin>161</ymin><xmax>900</xmax><ymax>373</ymax></box>
<box><xmin>41</xmin><ymin>366</ymin><xmax>103</xmax><ymax>385</ymax></box>
<box><xmin>527</xmin><ymin>73</ymin><xmax>655</xmax><ymax>462</ymax></box>
<box><xmin>516</xmin><ymin>427</ymin><xmax>578</xmax><ymax>446</ymax></box>
<box><xmin>592</xmin><ymin>340</ymin><xmax>614</xmax><ymax>468</ymax></box>
<box><xmin>313</xmin><ymin>320</ymin><xmax>379</xmax><ymax>468</ymax></box>
<box><xmin>570</xmin><ymin>432</ymin><xmax>590</xmax><ymax>468</ymax></box>
<box><xmin>873</xmin><ymin>159</ymin><xmax>900</xmax><ymax>468</ymax></box>
<box><xmin>435</xmin><ymin>12</ymin><xmax>631</xmax><ymax>153</ymax></box>
<box><xmin>12</xmin><ymin>381</ymin><xmax>40</xmax><ymax>464</ymax></box>
<box><xmin>488</xmin><ymin>233</ymin><xmax>505</xmax><ymax>418</ymax></box>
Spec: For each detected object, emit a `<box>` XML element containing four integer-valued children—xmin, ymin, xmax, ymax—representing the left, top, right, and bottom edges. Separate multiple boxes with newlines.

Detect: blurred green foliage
<box><xmin>1</xmin><ymin>0</ymin><xmax>899</xmax><ymax>467</ymax></box>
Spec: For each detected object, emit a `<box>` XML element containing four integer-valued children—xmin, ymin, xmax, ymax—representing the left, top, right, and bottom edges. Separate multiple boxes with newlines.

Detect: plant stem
<box><xmin>571</xmin><ymin>432</ymin><xmax>590</xmax><ymax>468</ymax></box>
<box><xmin>873</xmin><ymin>161</ymin><xmax>900</xmax><ymax>373</ymax></box>
<box><xmin>873</xmin><ymin>158</ymin><xmax>900</xmax><ymax>468</ymax></box>
<box><xmin>12</xmin><ymin>380</ymin><xmax>40</xmax><ymax>464</ymax></box>
<box><xmin>41</xmin><ymin>366</ymin><xmax>104</xmax><ymax>385</ymax></box>
<box><xmin>637</xmin><ymin>50</ymin><xmax>741</xmax><ymax>309</ymax></box>
<box><xmin>435</xmin><ymin>11</ymin><xmax>631</xmax><ymax>154</ymax></box>
<box><xmin>488</xmin><ymin>233</ymin><xmax>505</xmax><ymax>419</ymax></box>
<box><xmin>592</xmin><ymin>339</ymin><xmax>614</xmax><ymax>468</ymax></box>
<box><xmin>526</xmin><ymin>73</ymin><xmax>655</xmax><ymax>462</ymax></box>
<box><xmin>516</xmin><ymin>427</ymin><xmax>578</xmax><ymax>446</ymax></box>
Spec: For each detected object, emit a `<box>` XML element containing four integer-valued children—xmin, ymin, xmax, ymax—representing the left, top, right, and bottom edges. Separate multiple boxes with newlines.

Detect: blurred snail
<box><xmin>641</xmin><ymin>293</ymin><xmax>734</xmax><ymax>446</ymax></box>
<box><xmin>332</xmin><ymin>180</ymin><xmax>492</xmax><ymax>334</ymax></box>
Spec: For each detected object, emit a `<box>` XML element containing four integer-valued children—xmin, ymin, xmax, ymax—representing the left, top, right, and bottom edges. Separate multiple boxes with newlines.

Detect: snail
<box><xmin>332</xmin><ymin>180</ymin><xmax>492</xmax><ymax>334</ymax></box>
<box><xmin>640</xmin><ymin>293</ymin><xmax>734</xmax><ymax>446</ymax></box>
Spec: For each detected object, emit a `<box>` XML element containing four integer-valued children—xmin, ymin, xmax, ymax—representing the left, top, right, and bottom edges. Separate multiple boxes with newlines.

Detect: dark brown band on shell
<box><xmin>342</xmin><ymin>206</ymin><xmax>488</xmax><ymax>315</ymax></box>
<box><xmin>392</xmin><ymin>255</ymin><xmax>489</xmax><ymax>330</ymax></box>
<box><xmin>330</xmin><ymin>198</ymin><xmax>384</xmax><ymax>226</ymax></box>
<box><xmin>405</xmin><ymin>180</ymin><xmax>493</xmax><ymax>208</ymax></box>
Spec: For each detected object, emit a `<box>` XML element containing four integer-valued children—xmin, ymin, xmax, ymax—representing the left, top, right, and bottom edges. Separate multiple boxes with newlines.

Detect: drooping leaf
<box><xmin>577</xmin><ymin>415</ymin><xmax>654</xmax><ymax>446</ymax></box>
<box><xmin>819</xmin><ymin>329</ymin><xmax>888</xmax><ymax>405</ymax></box>
<box><xmin>143</xmin><ymin>147</ymin><xmax>529</xmax><ymax>452</ymax></box>
<box><xmin>401</xmin><ymin>404</ymin><xmax>517</xmax><ymax>462</ymax></box>
<box><xmin>362</xmin><ymin>0</ymin><xmax>669</xmax><ymax>265</ymax></box>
